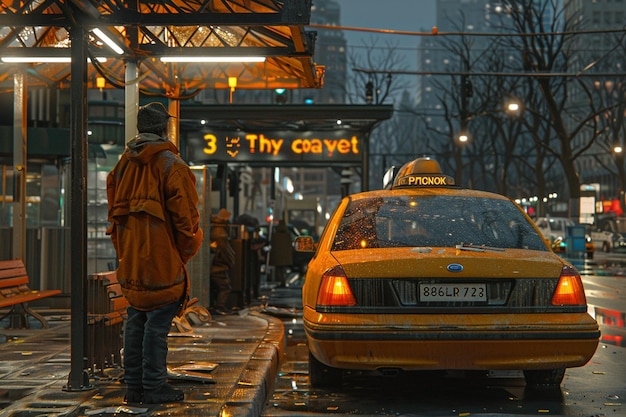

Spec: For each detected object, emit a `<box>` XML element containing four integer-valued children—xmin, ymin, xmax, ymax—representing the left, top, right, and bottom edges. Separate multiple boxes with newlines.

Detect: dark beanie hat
<box><xmin>137</xmin><ymin>102</ymin><xmax>173</xmax><ymax>134</ymax></box>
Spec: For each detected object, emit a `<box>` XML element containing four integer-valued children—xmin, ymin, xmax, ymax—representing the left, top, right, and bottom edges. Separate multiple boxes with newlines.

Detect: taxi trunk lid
<box><xmin>328</xmin><ymin>247</ymin><xmax>570</xmax><ymax>311</ymax></box>
<box><xmin>332</xmin><ymin>247</ymin><xmax>564</xmax><ymax>278</ymax></box>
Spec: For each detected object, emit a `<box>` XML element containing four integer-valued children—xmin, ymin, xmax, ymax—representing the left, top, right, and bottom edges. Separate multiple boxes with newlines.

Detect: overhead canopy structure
<box><xmin>0</xmin><ymin>0</ymin><xmax>325</xmax><ymax>97</ymax></box>
<box><xmin>181</xmin><ymin>104</ymin><xmax>394</xmax><ymax>132</ymax></box>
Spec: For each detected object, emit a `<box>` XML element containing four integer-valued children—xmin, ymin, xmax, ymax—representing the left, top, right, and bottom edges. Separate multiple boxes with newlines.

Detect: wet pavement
<box><xmin>569</xmin><ymin>252</ymin><xmax>626</xmax><ymax>276</ymax></box>
<box><xmin>1</xmin><ymin>258</ymin><xmax>625</xmax><ymax>417</ymax></box>
<box><xmin>265</xmin><ymin>337</ymin><xmax>626</xmax><ymax>417</ymax></box>
<box><xmin>0</xmin><ymin>305</ymin><xmax>284</xmax><ymax>417</ymax></box>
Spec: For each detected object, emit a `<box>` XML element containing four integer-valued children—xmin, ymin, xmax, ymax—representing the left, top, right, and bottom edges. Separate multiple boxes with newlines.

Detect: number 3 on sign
<box><xmin>203</xmin><ymin>133</ymin><xmax>218</xmax><ymax>155</ymax></box>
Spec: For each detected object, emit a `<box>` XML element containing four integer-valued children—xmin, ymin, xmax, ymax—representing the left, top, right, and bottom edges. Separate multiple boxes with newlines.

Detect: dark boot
<box><xmin>143</xmin><ymin>383</ymin><xmax>184</xmax><ymax>404</ymax></box>
<box><xmin>124</xmin><ymin>386</ymin><xmax>143</xmax><ymax>404</ymax></box>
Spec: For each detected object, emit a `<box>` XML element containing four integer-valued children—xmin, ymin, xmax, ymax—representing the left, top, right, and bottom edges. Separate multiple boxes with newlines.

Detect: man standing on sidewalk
<box><xmin>107</xmin><ymin>102</ymin><xmax>203</xmax><ymax>404</ymax></box>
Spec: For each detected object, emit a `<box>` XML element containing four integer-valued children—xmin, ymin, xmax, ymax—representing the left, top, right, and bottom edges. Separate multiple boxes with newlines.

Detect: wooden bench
<box><xmin>87</xmin><ymin>270</ymin><xmax>129</xmax><ymax>374</ymax></box>
<box><xmin>0</xmin><ymin>259</ymin><xmax>62</xmax><ymax>329</ymax></box>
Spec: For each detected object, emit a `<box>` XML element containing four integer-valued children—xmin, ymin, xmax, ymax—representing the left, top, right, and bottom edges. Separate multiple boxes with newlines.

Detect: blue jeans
<box><xmin>124</xmin><ymin>301</ymin><xmax>180</xmax><ymax>391</ymax></box>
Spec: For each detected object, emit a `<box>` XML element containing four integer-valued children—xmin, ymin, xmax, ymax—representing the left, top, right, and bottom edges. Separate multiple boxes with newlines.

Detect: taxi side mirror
<box><xmin>294</xmin><ymin>236</ymin><xmax>316</xmax><ymax>252</ymax></box>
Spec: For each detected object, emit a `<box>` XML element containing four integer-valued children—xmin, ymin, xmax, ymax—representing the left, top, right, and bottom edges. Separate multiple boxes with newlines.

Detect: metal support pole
<box><xmin>65</xmin><ymin>23</ymin><xmax>92</xmax><ymax>392</ymax></box>
<box><xmin>362</xmin><ymin>131</ymin><xmax>370</xmax><ymax>191</ymax></box>
<box><xmin>168</xmin><ymin>98</ymin><xmax>181</xmax><ymax>148</ymax></box>
<box><xmin>125</xmin><ymin>61</ymin><xmax>139</xmax><ymax>144</ymax></box>
<box><xmin>270</xmin><ymin>167</ymin><xmax>276</xmax><ymax>201</ymax></box>
<box><xmin>232</xmin><ymin>167</ymin><xmax>240</xmax><ymax>218</ymax></box>
<box><xmin>12</xmin><ymin>73</ymin><xmax>27</xmax><ymax>262</ymax></box>
<box><xmin>219</xmin><ymin>163</ymin><xmax>228</xmax><ymax>209</ymax></box>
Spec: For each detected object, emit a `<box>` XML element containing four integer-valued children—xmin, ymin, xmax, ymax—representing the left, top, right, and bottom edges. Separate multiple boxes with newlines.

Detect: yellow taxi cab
<box><xmin>296</xmin><ymin>157</ymin><xmax>600</xmax><ymax>388</ymax></box>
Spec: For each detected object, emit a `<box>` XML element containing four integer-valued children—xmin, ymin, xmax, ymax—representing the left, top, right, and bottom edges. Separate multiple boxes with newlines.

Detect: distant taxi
<box><xmin>297</xmin><ymin>157</ymin><xmax>600</xmax><ymax>388</ymax></box>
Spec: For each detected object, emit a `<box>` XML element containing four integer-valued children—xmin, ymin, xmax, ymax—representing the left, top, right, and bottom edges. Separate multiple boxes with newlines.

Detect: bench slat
<box><xmin>88</xmin><ymin>310</ymin><xmax>123</xmax><ymax>326</ymax></box>
<box><xmin>0</xmin><ymin>266</ymin><xmax>28</xmax><ymax>281</ymax></box>
<box><xmin>0</xmin><ymin>275</ymin><xmax>30</xmax><ymax>289</ymax></box>
<box><xmin>0</xmin><ymin>259</ymin><xmax>26</xmax><ymax>271</ymax></box>
<box><xmin>110</xmin><ymin>295</ymin><xmax>130</xmax><ymax>312</ymax></box>
<box><xmin>0</xmin><ymin>289</ymin><xmax>61</xmax><ymax>308</ymax></box>
<box><xmin>88</xmin><ymin>270</ymin><xmax>128</xmax><ymax>316</ymax></box>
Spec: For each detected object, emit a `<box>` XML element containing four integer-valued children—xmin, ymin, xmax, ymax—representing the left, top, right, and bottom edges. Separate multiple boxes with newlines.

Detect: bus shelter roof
<box><xmin>0</xmin><ymin>0</ymin><xmax>324</xmax><ymax>96</ymax></box>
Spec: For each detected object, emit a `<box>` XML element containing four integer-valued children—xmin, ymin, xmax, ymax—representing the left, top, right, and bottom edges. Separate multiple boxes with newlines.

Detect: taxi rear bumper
<box><xmin>306</xmin><ymin>335</ymin><xmax>599</xmax><ymax>371</ymax></box>
<box><xmin>304</xmin><ymin>311</ymin><xmax>600</xmax><ymax>371</ymax></box>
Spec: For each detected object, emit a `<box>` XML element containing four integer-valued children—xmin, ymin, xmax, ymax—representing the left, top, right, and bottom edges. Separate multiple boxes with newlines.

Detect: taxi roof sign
<box><xmin>391</xmin><ymin>157</ymin><xmax>456</xmax><ymax>189</ymax></box>
<box><xmin>393</xmin><ymin>173</ymin><xmax>455</xmax><ymax>188</ymax></box>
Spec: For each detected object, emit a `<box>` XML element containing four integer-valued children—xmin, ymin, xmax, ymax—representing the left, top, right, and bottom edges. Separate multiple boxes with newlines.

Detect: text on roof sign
<box><xmin>395</xmin><ymin>174</ymin><xmax>455</xmax><ymax>187</ymax></box>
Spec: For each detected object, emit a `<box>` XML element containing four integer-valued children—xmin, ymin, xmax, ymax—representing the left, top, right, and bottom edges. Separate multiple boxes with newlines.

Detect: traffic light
<box><xmin>463</xmin><ymin>77</ymin><xmax>473</xmax><ymax>98</ymax></box>
<box><xmin>365</xmin><ymin>81</ymin><xmax>373</xmax><ymax>104</ymax></box>
<box><xmin>340</xmin><ymin>167</ymin><xmax>354</xmax><ymax>197</ymax></box>
<box><xmin>274</xmin><ymin>88</ymin><xmax>287</xmax><ymax>104</ymax></box>
<box><xmin>266</xmin><ymin>207</ymin><xmax>274</xmax><ymax>223</ymax></box>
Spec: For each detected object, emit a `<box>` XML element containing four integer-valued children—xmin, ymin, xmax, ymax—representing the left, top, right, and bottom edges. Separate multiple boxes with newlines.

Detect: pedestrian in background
<box><xmin>107</xmin><ymin>102</ymin><xmax>203</xmax><ymax>404</ymax></box>
<box><xmin>269</xmin><ymin>219</ymin><xmax>293</xmax><ymax>287</ymax></box>
<box><xmin>210</xmin><ymin>208</ymin><xmax>236</xmax><ymax>314</ymax></box>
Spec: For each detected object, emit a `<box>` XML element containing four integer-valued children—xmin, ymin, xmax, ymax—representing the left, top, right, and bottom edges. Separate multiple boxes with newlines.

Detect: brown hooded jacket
<box><xmin>106</xmin><ymin>133</ymin><xmax>203</xmax><ymax>311</ymax></box>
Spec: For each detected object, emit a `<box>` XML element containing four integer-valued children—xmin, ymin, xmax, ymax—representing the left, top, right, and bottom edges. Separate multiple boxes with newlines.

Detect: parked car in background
<box><xmin>586</xmin><ymin>214</ymin><xmax>626</xmax><ymax>253</ymax></box>
<box><xmin>611</xmin><ymin>232</ymin><xmax>626</xmax><ymax>252</ymax></box>
<box><xmin>296</xmin><ymin>157</ymin><xmax>599</xmax><ymax>389</ymax></box>
<box><xmin>534</xmin><ymin>217</ymin><xmax>594</xmax><ymax>258</ymax></box>
<box><xmin>587</xmin><ymin>225</ymin><xmax>615</xmax><ymax>253</ymax></box>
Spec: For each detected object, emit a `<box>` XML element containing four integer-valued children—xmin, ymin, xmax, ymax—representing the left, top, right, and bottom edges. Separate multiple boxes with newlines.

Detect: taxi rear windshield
<box><xmin>331</xmin><ymin>195</ymin><xmax>546</xmax><ymax>251</ymax></box>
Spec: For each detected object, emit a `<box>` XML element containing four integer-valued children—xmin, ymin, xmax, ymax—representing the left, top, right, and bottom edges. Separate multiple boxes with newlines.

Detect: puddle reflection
<box><xmin>588</xmin><ymin>304</ymin><xmax>626</xmax><ymax>346</ymax></box>
<box><xmin>272</xmin><ymin>369</ymin><xmax>566</xmax><ymax>416</ymax></box>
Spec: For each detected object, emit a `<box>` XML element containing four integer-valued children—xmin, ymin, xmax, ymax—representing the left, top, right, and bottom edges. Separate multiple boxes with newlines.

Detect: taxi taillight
<box><xmin>551</xmin><ymin>265</ymin><xmax>587</xmax><ymax>306</ymax></box>
<box><xmin>317</xmin><ymin>266</ymin><xmax>357</xmax><ymax>307</ymax></box>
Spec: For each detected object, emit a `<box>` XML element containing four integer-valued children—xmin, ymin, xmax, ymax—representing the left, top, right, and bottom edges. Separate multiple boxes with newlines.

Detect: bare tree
<box><xmin>421</xmin><ymin>12</ymin><xmax>528</xmax><ymax>192</ymax></box>
<box><xmin>420</xmin><ymin>13</ymin><xmax>476</xmax><ymax>187</ymax></box>
<box><xmin>345</xmin><ymin>37</ymin><xmax>426</xmax><ymax>188</ymax></box>
<box><xmin>501</xmin><ymin>0</ymin><xmax>621</xmax><ymax>217</ymax></box>
<box><xmin>368</xmin><ymin>91</ymin><xmax>422</xmax><ymax>188</ymax></box>
<box><xmin>422</xmin><ymin>0</ymin><xmax>624</xmax><ymax>218</ymax></box>
<box><xmin>346</xmin><ymin>37</ymin><xmax>409</xmax><ymax>105</ymax></box>
<box><xmin>578</xmin><ymin>32</ymin><xmax>626</xmax><ymax>209</ymax></box>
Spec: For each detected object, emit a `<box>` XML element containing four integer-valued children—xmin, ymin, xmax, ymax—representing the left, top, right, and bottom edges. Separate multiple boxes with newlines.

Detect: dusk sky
<box><xmin>337</xmin><ymin>0</ymin><xmax>437</xmax><ymax>68</ymax></box>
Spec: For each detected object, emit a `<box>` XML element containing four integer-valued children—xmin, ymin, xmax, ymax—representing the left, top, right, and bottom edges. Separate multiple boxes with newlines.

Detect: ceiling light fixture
<box><xmin>92</xmin><ymin>28</ymin><xmax>125</xmax><ymax>55</ymax></box>
<box><xmin>160</xmin><ymin>56</ymin><xmax>266</xmax><ymax>63</ymax></box>
<box><xmin>0</xmin><ymin>57</ymin><xmax>107</xmax><ymax>63</ymax></box>
<box><xmin>96</xmin><ymin>76</ymin><xmax>106</xmax><ymax>91</ymax></box>
<box><xmin>228</xmin><ymin>76</ymin><xmax>237</xmax><ymax>104</ymax></box>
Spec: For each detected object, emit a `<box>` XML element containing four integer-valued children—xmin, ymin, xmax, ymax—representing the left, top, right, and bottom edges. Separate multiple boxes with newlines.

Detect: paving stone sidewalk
<box><xmin>0</xmin><ymin>308</ymin><xmax>284</xmax><ymax>417</ymax></box>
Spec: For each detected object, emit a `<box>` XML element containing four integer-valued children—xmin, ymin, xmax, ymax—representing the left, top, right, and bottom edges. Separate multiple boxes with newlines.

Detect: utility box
<box><xmin>566</xmin><ymin>225</ymin><xmax>586</xmax><ymax>258</ymax></box>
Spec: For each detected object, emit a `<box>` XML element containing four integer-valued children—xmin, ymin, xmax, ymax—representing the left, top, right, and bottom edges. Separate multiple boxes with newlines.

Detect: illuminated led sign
<box><xmin>393</xmin><ymin>174</ymin><xmax>456</xmax><ymax>188</ymax></box>
<box><xmin>186</xmin><ymin>129</ymin><xmax>362</xmax><ymax>164</ymax></box>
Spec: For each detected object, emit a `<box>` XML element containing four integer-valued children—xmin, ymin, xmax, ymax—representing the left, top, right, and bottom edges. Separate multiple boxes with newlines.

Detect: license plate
<box><xmin>419</xmin><ymin>283</ymin><xmax>487</xmax><ymax>302</ymax></box>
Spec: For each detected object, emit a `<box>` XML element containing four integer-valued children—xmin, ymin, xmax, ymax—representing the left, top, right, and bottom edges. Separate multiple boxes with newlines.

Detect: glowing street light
<box><xmin>457</xmin><ymin>131</ymin><xmax>470</xmax><ymax>144</ymax></box>
<box><xmin>507</xmin><ymin>102</ymin><xmax>520</xmax><ymax>112</ymax></box>
<box><xmin>504</xmin><ymin>98</ymin><xmax>523</xmax><ymax>116</ymax></box>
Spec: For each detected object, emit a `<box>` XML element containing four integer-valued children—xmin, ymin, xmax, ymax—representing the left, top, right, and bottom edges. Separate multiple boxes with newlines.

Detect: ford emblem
<box><xmin>447</xmin><ymin>263</ymin><xmax>464</xmax><ymax>273</ymax></box>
